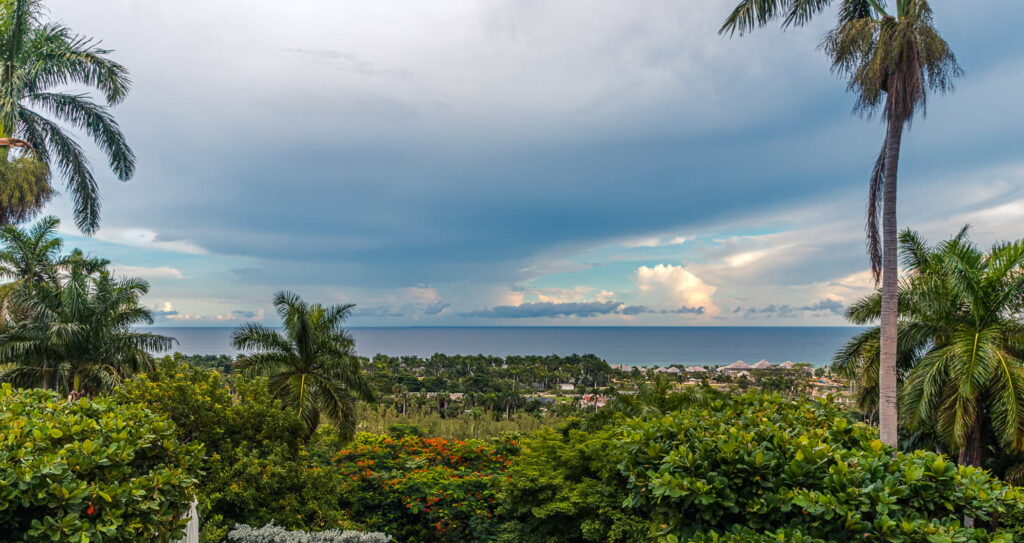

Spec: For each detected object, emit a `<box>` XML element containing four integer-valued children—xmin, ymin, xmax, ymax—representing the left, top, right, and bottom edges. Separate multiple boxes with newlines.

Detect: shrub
<box><xmin>497</xmin><ymin>425</ymin><xmax>656</xmax><ymax>543</ymax></box>
<box><xmin>0</xmin><ymin>384</ymin><xmax>201</xmax><ymax>542</ymax></box>
<box><xmin>614</xmin><ymin>393</ymin><xmax>1022</xmax><ymax>542</ymax></box>
<box><xmin>332</xmin><ymin>434</ymin><xmax>518</xmax><ymax>543</ymax></box>
<box><xmin>117</xmin><ymin>357</ymin><xmax>353</xmax><ymax>542</ymax></box>
<box><xmin>227</xmin><ymin>522</ymin><xmax>390</xmax><ymax>543</ymax></box>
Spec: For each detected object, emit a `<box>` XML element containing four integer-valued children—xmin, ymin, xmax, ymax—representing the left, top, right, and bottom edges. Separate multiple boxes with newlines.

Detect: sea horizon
<box><xmin>144</xmin><ymin>325</ymin><xmax>865</xmax><ymax>367</ymax></box>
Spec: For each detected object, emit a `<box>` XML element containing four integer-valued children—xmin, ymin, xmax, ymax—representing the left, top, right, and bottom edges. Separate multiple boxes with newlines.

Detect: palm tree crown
<box><xmin>834</xmin><ymin>228</ymin><xmax>1024</xmax><ymax>467</ymax></box>
<box><xmin>0</xmin><ymin>217</ymin><xmax>172</xmax><ymax>395</ymax></box>
<box><xmin>232</xmin><ymin>291</ymin><xmax>375</xmax><ymax>439</ymax></box>
<box><xmin>0</xmin><ymin>0</ymin><xmax>134</xmax><ymax>233</ymax></box>
<box><xmin>720</xmin><ymin>0</ymin><xmax>960</xmax><ymax>448</ymax></box>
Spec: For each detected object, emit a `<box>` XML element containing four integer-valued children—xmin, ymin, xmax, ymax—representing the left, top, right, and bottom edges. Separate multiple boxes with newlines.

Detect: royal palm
<box><xmin>0</xmin><ymin>0</ymin><xmax>134</xmax><ymax>233</ymax></box>
<box><xmin>0</xmin><ymin>219</ymin><xmax>172</xmax><ymax>395</ymax></box>
<box><xmin>834</xmin><ymin>228</ymin><xmax>1024</xmax><ymax>467</ymax></box>
<box><xmin>232</xmin><ymin>291</ymin><xmax>375</xmax><ymax>439</ymax></box>
<box><xmin>721</xmin><ymin>0</ymin><xmax>960</xmax><ymax>445</ymax></box>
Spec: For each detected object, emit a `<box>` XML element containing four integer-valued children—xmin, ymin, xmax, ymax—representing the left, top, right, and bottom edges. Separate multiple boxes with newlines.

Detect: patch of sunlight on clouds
<box><xmin>623</xmin><ymin>235</ymin><xmax>687</xmax><ymax>248</ymax></box>
<box><xmin>112</xmin><ymin>265</ymin><xmax>185</xmax><ymax>280</ymax></box>
<box><xmin>634</xmin><ymin>264</ymin><xmax>718</xmax><ymax>315</ymax></box>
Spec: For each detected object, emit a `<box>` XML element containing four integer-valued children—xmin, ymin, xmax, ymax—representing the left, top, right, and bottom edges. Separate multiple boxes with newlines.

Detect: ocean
<box><xmin>146</xmin><ymin>326</ymin><xmax>863</xmax><ymax>367</ymax></box>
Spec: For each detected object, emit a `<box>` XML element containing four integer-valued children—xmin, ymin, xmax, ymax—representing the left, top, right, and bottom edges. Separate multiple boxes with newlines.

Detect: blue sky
<box><xmin>37</xmin><ymin>0</ymin><xmax>1024</xmax><ymax>326</ymax></box>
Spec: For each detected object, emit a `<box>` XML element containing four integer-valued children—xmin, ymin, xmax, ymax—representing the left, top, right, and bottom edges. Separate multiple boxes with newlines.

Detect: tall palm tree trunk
<box><xmin>958</xmin><ymin>414</ymin><xmax>983</xmax><ymax>467</ymax></box>
<box><xmin>878</xmin><ymin>117</ymin><xmax>903</xmax><ymax>447</ymax></box>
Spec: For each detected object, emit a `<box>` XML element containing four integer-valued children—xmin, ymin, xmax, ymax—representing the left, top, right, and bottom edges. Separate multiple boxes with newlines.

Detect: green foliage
<box><xmin>0</xmin><ymin>155</ymin><xmax>52</xmax><ymax>225</ymax></box>
<box><xmin>1</xmin><ymin>0</ymin><xmax>135</xmax><ymax>232</ymax></box>
<box><xmin>834</xmin><ymin>228</ymin><xmax>1024</xmax><ymax>467</ymax></box>
<box><xmin>233</xmin><ymin>291</ymin><xmax>374</xmax><ymax>439</ymax></box>
<box><xmin>614</xmin><ymin>393</ymin><xmax>1021</xmax><ymax>541</ymax></box>
<box><xmin>367</xmin><ymin>353</ymin><xmax>613</xmax><ymax>395</ymax></box>
<box><xmin>182</xmin><ymin>353</ymin><xmax>236</xmax><ymax>373</ymax></box>
<box><xmin>227</xmin><ymin>523</ymin><xmax>391</xmax><ymax>543</ymax></box>
<box><xmin>358</xmin><ymin>403</ymin><xmax>564</xmax><ymax>440</ymax></box>
<box><xmin>0</xmin><ymin>383</ymin><xmax>201</xmax><ymax>542</ymax></box>
<box><xmin>498</xmin><ymin>425</ymin><xmax>657</xmax><ymax>543</ymax></box>
<box><xmin>332</xmin><ymin>434</ymin><xmax>518</xmax><ymax>543</ymax></box>
<box><xmin>116</xmin><ymin>356</ymin><xmax>353</xmax><ymax>542</ymax></box>
<box><xmin>0</xmin><ymin>217</ymin><xmax>173</xmax><ymax>396</ymax></box>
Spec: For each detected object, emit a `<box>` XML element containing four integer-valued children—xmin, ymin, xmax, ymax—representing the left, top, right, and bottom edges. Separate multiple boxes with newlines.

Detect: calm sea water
<box><xmin>146</xmin><ymin>326</ymin><xmax>863</xmax><ymax>367</ymax></box>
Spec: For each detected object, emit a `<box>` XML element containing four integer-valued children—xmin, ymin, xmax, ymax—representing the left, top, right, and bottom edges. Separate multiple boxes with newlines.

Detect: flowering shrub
<box><xmin>227</xmin><ymin>522</ymin><xmax>391</xmax><ymax>543</ymax></box>
<box><xmin>0</xmin><ymin>384</ymin><xmax>201</xmax><ymax>542</ymax></box>
<box><xmin>333</xmin><ymin>434</ymin><xmax>519</xmax><ymax>543</ymax></box>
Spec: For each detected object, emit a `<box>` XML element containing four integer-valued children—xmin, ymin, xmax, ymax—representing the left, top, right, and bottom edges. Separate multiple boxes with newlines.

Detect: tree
<box><xmin>721</xmin><ymin>0</ymin><xmax>960</xmax><ymax>446</ymax></box>
<box><xmin>834</xmin><ymin>228</ymin><xmax>1024</xmax><ymax>469</ymax></box>
<box><xmin>0</xmin><ymin>214</ymin><xmax>62</xmax><ymax>310</ymax></box>
<box><xmin>0</xmin><ymin>218</ymin><xmax>171</xmax><ymax>395</ymax></box>
<box><xmin>232</xmin><ymin>291</ymin><xmax>375</xmax><ymax>439</ymax></box>
<box><xmin>0</xmin><ymin>0</ymin><xmax>134</xmax><ymax>233</ymax></box>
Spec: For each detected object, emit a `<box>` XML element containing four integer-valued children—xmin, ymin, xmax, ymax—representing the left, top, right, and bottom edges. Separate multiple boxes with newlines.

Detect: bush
<box><xmin>227</xmin><ymin>523</ymin><xmax>390</xmax><ymax>543</ymax></box>
<box><xmin>0</xmin><ymin>384</ymin><xmax>201</xmax><ymax>542</ymax></box>
<box><xmin>117</xmin><ymin>357</ymin><xmax>353</xmax><ymax>542</ymax></box>
<box><xmin>614</xmin><ymin>393</ymin><xmax>1022</xmax><ymax>542</ymax></box>
<box><xmin>332</xmin><ymin>434</ymin><xmax>519</xmax><ymax>543</ymax></box>
<box><xmin>498</xmin><ymin>425</ymin><xmax>656</xmax><ymax>543</ymax></box>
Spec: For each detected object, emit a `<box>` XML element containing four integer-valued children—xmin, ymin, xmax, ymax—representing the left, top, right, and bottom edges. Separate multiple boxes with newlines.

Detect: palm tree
<box><xmin>0</xmin><ymin>214</ymin><xmax>62</xmax><ymax>309</ymax></box>
<box><xmin>721</xmin><ymin>0</ymin><xmax>960</xmax><ymax>446</ymax></box>
<box><xmin>0</xmin><ymin>0</ymin><xmax>134</xmax><ymax>233</ymax></box>
<box><xmin>232</xmin><ymin>291</ymin><xmax>375</xmax><ymax>439</ymax></box>
<box><xmin>834</xmin><ymin>228</ymin><xmax>1024</xmax><ymax>468</ymax></box>
<box><xmin>0</xmin><ymin>252</ymin><xmax>172</xmax><ymax>396</ymax></box>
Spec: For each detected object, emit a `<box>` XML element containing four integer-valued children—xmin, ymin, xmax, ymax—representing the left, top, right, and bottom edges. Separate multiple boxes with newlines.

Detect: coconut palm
<box><xmin>0</xmin><ymin>254</ymin><xmax>172</xmax><ymax>395</ymax></box>
<box><xmin>0</xmin><ymin>0</ymin><xmax>134</xmax><ymax>233</ymax></box>
<box><xmin>721</xmin><ymin>0</ymin><xmax>961</xmax><ymax>445</ymax></box>
<box><xmin>232</xmin><ymin>291</ymin><xmax>375</xmax><ymax>439</ymax></box>
<box><xmin>833</xmin><ymin>228</ymin><xmax>1024</xmax><ymax>468</ymax></box>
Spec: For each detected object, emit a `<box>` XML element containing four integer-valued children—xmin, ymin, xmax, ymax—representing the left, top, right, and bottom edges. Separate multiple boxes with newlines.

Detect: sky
<box><xmin>33</xmin><ymin>0</ymin><xmax>1024</xmax><ymax>327</ymax></box>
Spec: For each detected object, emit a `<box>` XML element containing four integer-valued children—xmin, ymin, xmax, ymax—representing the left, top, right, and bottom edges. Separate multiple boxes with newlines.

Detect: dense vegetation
<box><xmin>834</xmin><ymin>229</ymin><xmax>1024</xmax><ymax>477</ymax></box>
<box><xmin>1</xmin><ymin>0</ymin><xmax>1021</xmax><ymax>540</ymax></box>
<box><xmin>0</xmin><ymin>384</ymin><xmax>200</xmax><ymax>542</ymax></box>
<box><xmin>0</xmin><ymin>0</ymin><xmax>136</xmax><ymax>233</ymax></box>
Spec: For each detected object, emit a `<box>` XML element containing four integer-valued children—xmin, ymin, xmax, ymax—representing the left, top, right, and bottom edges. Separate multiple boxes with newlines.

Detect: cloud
<box><xmin>739</xmin><ymin>298</ymin><xmax>846</xmax><ymax>318</ymax></box>
<box><xmin>92</xmin><ymin>228</ymin><xmax>208</xmax><ymax>255</ymax></box>
<box><xmin>283</xmin><ymin>48</ymin><xmax>409</xmax><ymax>76</ymax></box>
<box><xmin>462</xmin><ymin>300</ymin><xmax>705</xmax><ymax>319</ymax></box>
<box><xmin>623</xmin><ymin>235</ymin><xmax>687</xmax><ymax>248</ymax></box>
<box><xmin>37</xmin><ymin>0</ymin><xmax>1024</xmax><ymax>326</ymax></box>
<box><xmin>423</xmin><ymin>300</ymin><xmax>451</xmax><ymax>315</ymax></box>
<box><xmin>354</xmin><ymin>306</ymin><xmax>407</xmax><ymax>318</ymax></box>
<box><xmin>634</xmin><ymin>264</ymin><xmax>718</xmax><ymax>315</ymax></box>
<box><xmin>152</xmin><ymin>301</ymin><xmax>265</xmax><ymax>322</ymax></box>
<box><xmin>152</xmin><ymin>301</ymin><xmax>179</xmax><ymax>318</ymax></box>
<box><xmin>112</xmin><ymin>265</ymin><xmax>185</xmax><ymax>280</ymax></box>
<box><xmin>464</xmin><ymin>301</ymin><xmax>637</xmax><ymax>319</ymax></box>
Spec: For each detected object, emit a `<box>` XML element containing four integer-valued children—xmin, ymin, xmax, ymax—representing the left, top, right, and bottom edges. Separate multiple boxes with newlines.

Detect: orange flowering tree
<box><xmin>333</xmin><ymin>434</ymin><xmax>519</xmax><ymax>543</ymax></box>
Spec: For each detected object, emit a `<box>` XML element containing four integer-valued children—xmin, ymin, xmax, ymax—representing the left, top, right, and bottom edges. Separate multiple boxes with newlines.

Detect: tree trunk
<box><xmin>878</xmin><ymin>118</ymin><xmax>903</xmax><ymax>448</ymax></box>
<box><xmin>957</xmin><ymin>415</ymin><xmax>983</xmax><ymax>467</ymax></box>
<box><xmin>959</xmin><ymin>415</ymin><xmax>984</xmax><ymax>528</ymax></box>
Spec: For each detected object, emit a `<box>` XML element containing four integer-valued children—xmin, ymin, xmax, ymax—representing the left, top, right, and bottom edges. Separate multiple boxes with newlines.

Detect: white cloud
<box><xmin>94</xmin><ymin>228</ymin><xmax>208</xmax><ymax>255</ymax></box>
<box><xmin>532</xmin><ymin>286</ymin><xmax>615</xmax><ymax>304</ymax></box>
<box><xmin>112</xmin><ymin>265</ymin><xmax>185</xmax><ymax>280</ymax></box>
<box><xmin>634</xmin><ymin>264</ymin><xmax>718</xmax><ymax>315</ymax></box>
<box><xmin>623</xmin><ymin>235</ymin><xmax>687</xmax><ymax>248</ymax></box>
